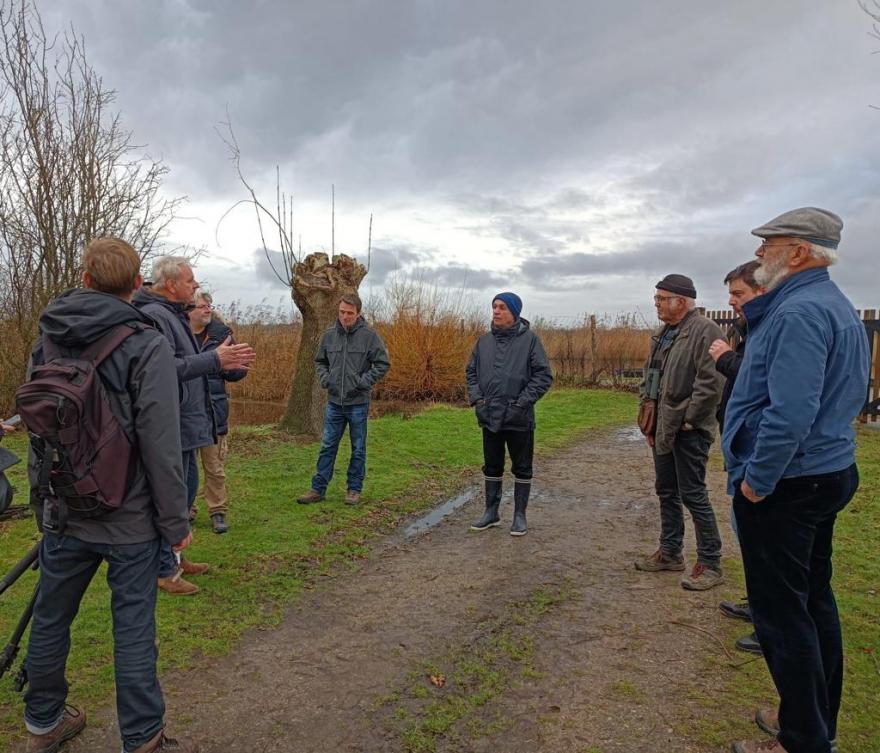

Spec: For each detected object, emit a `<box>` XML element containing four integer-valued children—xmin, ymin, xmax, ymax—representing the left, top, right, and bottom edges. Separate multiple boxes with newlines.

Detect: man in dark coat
<box><xmin>466</xmin><ymin>292</ymin><xmax>553</xmax><ymax>536</ymax></box>
<box><xmin>709</xmin><ymin>260</ymin><xmax>765</xmax><ymax>655</ymax></box>
<box><xmin>133</xmin><ymin>257</ymin><xmax>254</xmax><ymax>594</ymax></box>
<box><xmin>189</xmin><ymin>292</ymin><xmax>247</xmax><ymax>534</ymax></box>
<box><xmin>296</xmin><ymin>293</ymin><xmax>390</xmax><ymax>506</ymax></box>
<box><xmin>21</xmin><ymin>237</ymin><xmax>199</xmax><ymax>753</ymax></box>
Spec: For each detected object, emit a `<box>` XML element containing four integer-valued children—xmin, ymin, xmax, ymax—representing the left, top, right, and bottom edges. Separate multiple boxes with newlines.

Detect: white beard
<box><xmin>754</xmin><ymin>257</ymin><xmax>789</xmax><ymax>290</ymax></box>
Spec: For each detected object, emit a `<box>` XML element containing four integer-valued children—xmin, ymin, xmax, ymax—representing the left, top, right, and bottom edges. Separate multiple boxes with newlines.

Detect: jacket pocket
<box><xmin>504</xmin><ymin>401</ymin><xmax>530</xmax><ymax>429</ymax></box>
<box><xmin>475</xmin><ymin>401</ymin><xmax>490</xmax><ymax>425</ymax></box>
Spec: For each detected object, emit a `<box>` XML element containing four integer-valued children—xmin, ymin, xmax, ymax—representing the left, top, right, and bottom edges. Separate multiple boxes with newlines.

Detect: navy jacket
<box><xmin>315</xmin><ymin>317</ymin><xmax>390</xmax><ymax>406</ymax></box>
<box><xmin>132</xmin><ymin>288</ymin><xmax>217</xmax><ymax>451</ymax></box>
<box><xmin>723</xmin><ymin>268</ymin><xmax>869</xmax><ymax>497</ymax></box>
<box><xmin>195</xmin><ymin>318</ymin><xmax>247</xmax><ymax>436</ymax></box>
<box><xmin>466</xmin><ymin>318</ymin><xmax>553</xmax><ymax>433</ymax></box>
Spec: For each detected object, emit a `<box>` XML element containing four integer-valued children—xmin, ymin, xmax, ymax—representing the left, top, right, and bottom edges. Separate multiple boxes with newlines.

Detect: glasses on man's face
<box><xmin>653</xmin><ymin>294</ymin><xmax>681</xmax><ymax>304</ymax></box>
<box><xmin>758</xmin><ymin>241</ymin><xmax>802</xmax><ymax>253</ymax></box>
<box><xmin>195</xmin><ymin>304</ymin><xmax>213</xmax><ymax>311</ymax></box>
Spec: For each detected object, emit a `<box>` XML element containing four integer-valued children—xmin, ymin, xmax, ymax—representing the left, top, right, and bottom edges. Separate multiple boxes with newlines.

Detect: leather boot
<box><xmin>470</xmin><ymin>476</ymin><xmax>502</xmax><ymax>530</ymax></box>
<box><xmin>510</xmin><ymin>479</ymin><xmax>530</xmax><ymax>536</ymax></box>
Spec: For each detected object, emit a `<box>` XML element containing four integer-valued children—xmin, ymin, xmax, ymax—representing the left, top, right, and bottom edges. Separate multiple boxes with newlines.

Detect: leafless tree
<box><xmin>0</xmin><ymin>0</ymin><xmax>184</xmax><ymax>407</ymax></box>
<box><xmin>217</xmin><ymin>118</ymin><xmax>370</xmax><ymax>436</ymax></box>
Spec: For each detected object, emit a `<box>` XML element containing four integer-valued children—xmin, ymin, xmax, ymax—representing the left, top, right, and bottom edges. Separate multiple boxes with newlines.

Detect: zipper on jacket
<box><xmin>341</xmin><ymin>328</ymin><xmax>348</xmax><ymax>407</ymax></box>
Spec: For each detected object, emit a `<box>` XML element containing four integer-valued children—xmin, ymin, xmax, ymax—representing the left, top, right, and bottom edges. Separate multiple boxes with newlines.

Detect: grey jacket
<box><xmin>466</xmin><ymin>318</ymin><xmax>553</xmax><ymax>433</ymax></box>
<box><xmin>132</xmin><ymin>288</ymin><xmax>218</xmax><ymax>451</ymax></box>
<box><xmin>639</xmin><ymin>310</ymin><xmax>724</xmax><ymax>455</ymax></box>
<box><xmin>315</xmin><ymin>317</ymin><xmax>390</xmax><ymax>406</ymax></box>
<box><xmin>28</xmin><ymin>289</ymin><xmax>189</xmax><ymax>546</ymax></box>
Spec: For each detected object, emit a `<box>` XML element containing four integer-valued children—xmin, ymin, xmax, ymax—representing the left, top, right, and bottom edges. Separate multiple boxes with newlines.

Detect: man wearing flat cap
<box><xmin>635</xmin><ymin>274</ymin><xmax>725</xmax><ymax>590</ymax></box>
<box><xmin>723</xmin><ymin>208</ymin><xmax>869</xmax><ymax>753</ymax></box>
<box><xmin>466</xmin><ymin>292</ymin><xmax>553</xmax><ymax>536</ymax></box>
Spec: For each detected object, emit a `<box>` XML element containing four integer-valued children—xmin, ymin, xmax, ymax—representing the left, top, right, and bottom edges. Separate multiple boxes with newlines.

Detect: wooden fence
<box><xmin>703</xmin><ymin>308</ymin><xmax>880</xmax><ymax>423</ymax></box>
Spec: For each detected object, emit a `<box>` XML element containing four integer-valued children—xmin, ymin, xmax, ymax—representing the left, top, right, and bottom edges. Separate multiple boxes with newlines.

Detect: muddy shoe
<box><xmin>345</xmin><ymin>490</ymin><xmax>361</xmax><ymax>505</ymax></box>
<box><xmin>732</xmin><ymin>739</ymin><xmax>788</xmax><ymax>753</ymax></box>
<box><xmin>720</xmin><ymin>598</ymin><xmax>752</xmax><ymax>622</ymax></box>
<box><xmin>680</xmin><ymin>562</ymin><xmax>724</xmax><ymax>590</ymax></box>
<box><xmin>210</xmin><ymin>513</ymin><xmax>229</xmax><ymax>534</ymax></box>
<box><xmin>158</xmin><ymin>574</ymin><xmax>199</xmax><ymax>596</ymax></box>
<box><xmin>179</xmin><ymin>557</ymin><xmax>209</xmax><ymax>575</ymax></box>
<box><xmin>23</xmin><ymin>705</ymin><xmax>86</xmax><ymax>753</ymax></box>
<box><xmin>634</xmin><ymin>549</ymin><xmax>685</xmax><ymax>572</ymax></box>
<box><xmin>736</xmin><ymin>631</ymin><xmax>762</xmax><ymax>654</ymax></box>
<box><xmin>129</xmin><ymin>730</ymin><xmax>200</xmax><ymax>753</ymax></box>
<box><xmin>296</xmin><ymin>489</ymin><xmax>325</xmax><ymax>505</ymax></box>
<box><xmin>755</xmin><ymin>708</ymin><xmax>779</xmax><ymax>736</ymax></box>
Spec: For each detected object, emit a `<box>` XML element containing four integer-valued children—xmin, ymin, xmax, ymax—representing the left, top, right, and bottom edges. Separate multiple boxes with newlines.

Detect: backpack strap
<box><xmin>78</xmin><ymin>322</ymin><xmax>150</xmax><ymax>366</ymax></box>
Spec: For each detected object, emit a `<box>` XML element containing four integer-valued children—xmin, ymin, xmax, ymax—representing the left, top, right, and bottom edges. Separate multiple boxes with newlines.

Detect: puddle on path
<box><xmin>403</xmin><ymin>488</ymin><xmax>478</xmax><ymax>538</ymax></box>
<box><xmin>616</xmin><ymin>424</ymin><xmax>645</xmax><ymax>443</ymax></box>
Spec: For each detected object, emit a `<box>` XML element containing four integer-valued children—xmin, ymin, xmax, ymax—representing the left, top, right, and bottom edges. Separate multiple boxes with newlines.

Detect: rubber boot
<box><xmin>510</xmin><ymin>479</ymin><xmax>530</xmax><ymax>536</ymax></box>
<box><xmin>470</xmin><ymin>476</ymin><xmax>502</xmax><ymax>530</ymax></box>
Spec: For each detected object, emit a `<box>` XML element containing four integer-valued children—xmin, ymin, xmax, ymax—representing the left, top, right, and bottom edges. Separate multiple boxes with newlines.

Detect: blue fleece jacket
<box><xmin>722</xmin><ymin>267</ymin><xmax>869</xmax><ymax>497</ymax></box>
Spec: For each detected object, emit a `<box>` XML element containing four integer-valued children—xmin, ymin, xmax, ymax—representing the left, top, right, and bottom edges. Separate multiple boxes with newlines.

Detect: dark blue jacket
<box><xmin>195</xmin><ymin>318</ymin><xmax>247</xmax><ymax>435</ymax></box>
<box><xmin>465</xmin><ymin>318</ymin><xmax>553</xmax><ymax>433</ymax></box>
<box><xmin>722</xmin><ymin>268</ymin><xmax>869</xmax><ymax>497</ymax></box>
<box><xmin>132</xmin><ymin>288</ymin><xmax>217</xmax><ymax>452</ymax></box>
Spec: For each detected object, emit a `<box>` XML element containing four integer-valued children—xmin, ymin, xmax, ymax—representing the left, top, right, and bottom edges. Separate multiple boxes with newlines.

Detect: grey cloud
<box><xmin>252</xmin><ymin>247</ymin><xmax>292</xmax><ymax>289</ymax></box>
<box><xmin>427</xmin><ymin>264</ymin><xmax>507</xmax><ymax>290</ymax></box>
<box><xmin>363</xmin><ymin>244</ymin><xmax>425</xmax><ymax>285</ymax></box>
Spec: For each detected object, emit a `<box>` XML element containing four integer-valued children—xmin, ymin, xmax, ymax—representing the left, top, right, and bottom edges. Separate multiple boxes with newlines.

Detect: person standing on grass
<box><xmin>723</xmin><ymin>208</ymin><xmax>869</xmax><ymax>753</ymax></box>
<box><xmin>189</xmin><ymin>292</ymin><xmax>248</xmax><ymax>534</ymax></box>
<box><xmin>466</xmin><ymin>292</ymin><xmax>553</xmax><ymax>537</ymax></box>
<box><xmin>296</xmin><ymin>293</ymin><xmax>390</xmax><ymax>506</ymax></box>
<box><xmin>709</xmin><ymin>260</ymin><xmax>766</xmax><ymax>657</ymax></box>
<box><xmin>634</xmin><ymin>274</ymin><xmax>726</xmax><ymax>590</ymax></box>
<box><xmin>20</xmin><ymin>237</ymin><xmax>199</xmax><ymax>753</ymax></box>
<box><xmin>133</xmin><ymin>257</ymin><xmax>255</xmax><ymax>595</ymax></box>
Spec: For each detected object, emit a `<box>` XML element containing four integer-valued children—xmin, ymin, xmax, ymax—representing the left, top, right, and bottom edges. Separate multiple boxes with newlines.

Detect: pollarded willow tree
<box><xmin>0</xmin><ymin>0</ymin><xmax>183</xmax><ymax>407</ymax></box>
<box><xmin>219</xmin><ymin>121</ymin><xmax>370</xmax><ymax>436</ymax></box>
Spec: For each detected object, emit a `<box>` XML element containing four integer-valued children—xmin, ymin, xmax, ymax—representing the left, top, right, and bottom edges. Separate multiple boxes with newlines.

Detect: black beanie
<box><xmin>656</xmin><ymin>274</ymin><xmax>696</xmax><ymax>299</ymax></box>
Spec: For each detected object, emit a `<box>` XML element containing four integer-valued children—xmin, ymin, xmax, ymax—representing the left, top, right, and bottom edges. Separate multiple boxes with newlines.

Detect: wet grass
<box><xmin>0</xmin><ymin>388</ymin><xmax>635</xmax><ymax>749</ymax></box>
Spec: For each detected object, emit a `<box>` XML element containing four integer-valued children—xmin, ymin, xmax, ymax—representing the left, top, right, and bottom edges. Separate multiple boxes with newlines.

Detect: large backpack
<box><xmin>15</xmin><ymin>323</ymin><xmax>148</xmax><ymax>527</ymax></box>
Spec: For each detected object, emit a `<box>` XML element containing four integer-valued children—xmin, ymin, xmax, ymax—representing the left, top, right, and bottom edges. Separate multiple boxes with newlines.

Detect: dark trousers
<box><xmin>311</xmin><ymin>402</ymin><xmax>369</xmax><ymax>493</ymax></box>
<box><xmin>652</xmin><ymin>430</ymin><xmax>722</xmax><ymax>567</ymax></box>
<box><xmin>734</xmin><ymin>464</ymin><xmax>859</xmax><ymax>753</ymax></box>
<box><xmin>158</xmin><ymin>448</ymin><xmax>198</xmax><ymax>578</ymax></box>
<box><xmin>24</xmin><ymin>534</ymin><xmax>165</xmax><ymax>751</ymax></box>
<box><xmin>482</xmin><ymin>428</ymin><xmax>534</xmax><ymax>480</ymax></box>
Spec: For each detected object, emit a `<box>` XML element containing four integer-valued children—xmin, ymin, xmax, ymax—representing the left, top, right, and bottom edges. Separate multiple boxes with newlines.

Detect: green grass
<box><xmin>0</xmin><ymin>388</ymin><xmax>635</xmax><ymax>748</ymax></box>
<box><xmin>378</xmin><ymin>580</ymin><xmax>578</xmax><ymax>753</ymax></box>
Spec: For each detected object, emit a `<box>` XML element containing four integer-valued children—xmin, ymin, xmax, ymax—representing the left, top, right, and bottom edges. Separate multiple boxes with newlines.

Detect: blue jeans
<box><xmin>734</xmin><ymin>464</ymin><xmax>858</xmax><ymax>753</ymax></box>
<box><xmin>24</xmin><ymin>534</ymin><xmax>165</xmax><ymax>751</ymax></box>
<box><xmin>311</xmin><ymin>402</ymin><xmax>369</xmax><ymax>493</ymax></box>
<box><xmin>159</xmin><ymin>449</ymin><xmax>198</xmax><ymax>578</ymax></box>
<box><xmin>652</xmin><ymin>430</ymin><xmax>722</xmax><ymax>568</ymax></box>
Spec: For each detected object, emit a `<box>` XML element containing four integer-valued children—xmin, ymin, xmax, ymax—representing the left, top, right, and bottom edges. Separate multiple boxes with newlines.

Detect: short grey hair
<box><xmin>809</xmin><ymin>243</ymin><xmax>838</xmax><ymax>266</ymax></box>
<box><xmin>684</xmin><ymin>297</ymin><xmax>697</xmax><ymax>311</ymax></box>
<box><xmin>195</xmin><ymin>290</ymin><xmax>213</xmax><ymax>305</ymax></box>
<box><xmin>151</xmin><ymin>256</ymin><xmax>190</xmax><ymax>287</ymax></box>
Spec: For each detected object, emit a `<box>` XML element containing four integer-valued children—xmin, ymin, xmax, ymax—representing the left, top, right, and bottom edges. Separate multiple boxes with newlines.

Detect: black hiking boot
<box><xmin>510</xmin><ymin>479</ymin><xmax>530</xmax><ymax>536</ymax></box>
<box><xmin>470</xmin><ymin>477</ymin><xmax>502</xmax><ymax>531</ymax></box>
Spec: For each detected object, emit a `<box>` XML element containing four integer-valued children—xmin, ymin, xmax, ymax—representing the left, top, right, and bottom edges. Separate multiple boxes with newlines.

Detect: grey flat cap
<box><xmin>751</xmin><ymin>207</ymin><xmax>842</xmax><ymax>249</ymax></box>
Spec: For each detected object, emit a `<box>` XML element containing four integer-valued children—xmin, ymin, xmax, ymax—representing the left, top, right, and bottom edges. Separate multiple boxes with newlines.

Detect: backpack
<box><xmin>15</xmin><ymin>323</ymin><xmax>148</xmax><ymax>527</ymax></box>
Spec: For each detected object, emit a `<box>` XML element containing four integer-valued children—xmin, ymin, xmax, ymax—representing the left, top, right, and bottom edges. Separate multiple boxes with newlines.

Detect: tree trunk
<box><xmin>279</xmin><ymin>252</ymin><xmax>367</xmax><ymax>435</ymax></box>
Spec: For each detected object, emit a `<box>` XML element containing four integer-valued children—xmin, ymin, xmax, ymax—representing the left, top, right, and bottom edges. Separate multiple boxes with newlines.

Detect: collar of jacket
<box><xmin>742</xmin><ymin>267</ymin><xmax>830</xmax><ymax>331</ymax></box>
<box><xmin>491</xmin><ymin>317</ymin><xmax>528</xmax><ymax>339</ymax></box>
<box><xmin>202</xmin><ymin>317</ymin><xmax>232</xmax><ymax>344</ymax></box>
<box><xmin>142</xmin><ymin>287</ymin><xmax>193</xmax><ymax>315</ymax></box>
<box><xmin>653</xmin><ymin>308</ymin><xmax>697</xmax><ymax>340</ymax></box>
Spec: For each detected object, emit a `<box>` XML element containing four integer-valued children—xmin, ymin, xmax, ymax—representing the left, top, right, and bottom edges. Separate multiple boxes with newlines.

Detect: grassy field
<box><xmin>0</xmin><ymin>394</ymin><xmax>877</xmax><ymax>751</ymax></box>
<box><xmin>0</xmin><ymin>389</ymin><xmax>636</xmax><ymax>748</ymax></box>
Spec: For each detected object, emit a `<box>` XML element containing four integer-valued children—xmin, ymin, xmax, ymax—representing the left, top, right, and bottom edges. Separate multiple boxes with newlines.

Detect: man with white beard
<box><xmin>722</xmin><ymin>208</ymin><xmax>869</xmax><ymax>753</ymax></box>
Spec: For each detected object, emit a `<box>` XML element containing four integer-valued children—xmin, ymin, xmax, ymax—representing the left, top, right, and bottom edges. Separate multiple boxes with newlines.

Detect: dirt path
<box><xmin>68</xmin><ymin>425</ymin><xmax>758</xmax><ymax>753</ymax></box>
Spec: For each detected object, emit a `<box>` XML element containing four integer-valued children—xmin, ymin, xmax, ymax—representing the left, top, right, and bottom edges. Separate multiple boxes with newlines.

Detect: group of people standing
<box><xmin>11</xmin><ymin>205</ymin><xmax>868</xmax><ymax>753</ymax></box>
<box><xmin>636</xmin><ymin>207</ymin><xmax>869</xmax><ymax>753</ymax></box>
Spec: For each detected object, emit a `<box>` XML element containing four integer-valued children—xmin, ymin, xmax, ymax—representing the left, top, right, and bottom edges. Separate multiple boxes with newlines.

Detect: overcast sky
<box><xmin>41</xmin><ymin>0</ymin><xmax>880</xmax><ymax>321</ymax></box>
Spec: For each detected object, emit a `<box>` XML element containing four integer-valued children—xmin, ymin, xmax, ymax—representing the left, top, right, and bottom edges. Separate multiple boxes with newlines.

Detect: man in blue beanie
<box><xmin>465</xmin><ymin>292</ymin><xmax>553</xmax><ymax>536</ymax></box>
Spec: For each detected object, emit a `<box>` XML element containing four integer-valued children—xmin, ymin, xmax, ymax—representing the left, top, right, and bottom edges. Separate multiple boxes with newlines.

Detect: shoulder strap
<box><xmin>79</xmin><ymin>322</ymin><xmax>150</xmax><ymax>366</ymax></box>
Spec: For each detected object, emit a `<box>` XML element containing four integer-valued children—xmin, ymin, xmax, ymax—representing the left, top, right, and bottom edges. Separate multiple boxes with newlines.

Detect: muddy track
<box><xmin>67</xmin><ymin>425</ymin><xmax>754</xmax><ymax>753</ymax></box>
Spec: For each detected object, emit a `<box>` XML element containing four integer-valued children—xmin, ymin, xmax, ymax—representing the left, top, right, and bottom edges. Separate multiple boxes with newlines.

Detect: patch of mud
<box><xmin>64</xmin><ymin>426</ymin><xmax>758</xmax><ymax>753</ymax></box>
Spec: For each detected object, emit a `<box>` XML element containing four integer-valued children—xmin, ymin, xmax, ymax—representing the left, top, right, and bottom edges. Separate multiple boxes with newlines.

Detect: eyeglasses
<box><xmin>194</xmin><ymin>304</ymin><xmax>213</xmax><ymax>311</ymax></box>
<box><xmin>653</xmin><ymin>294</ymin><xmax>681</xmax><ymax>303</ymax></box>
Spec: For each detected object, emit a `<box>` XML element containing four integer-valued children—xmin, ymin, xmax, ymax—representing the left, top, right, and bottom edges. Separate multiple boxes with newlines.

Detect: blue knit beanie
<box><xmin>493</xmin><ymin>292</ymin><xmax>522</xmax><ymax>320</ymax></box>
